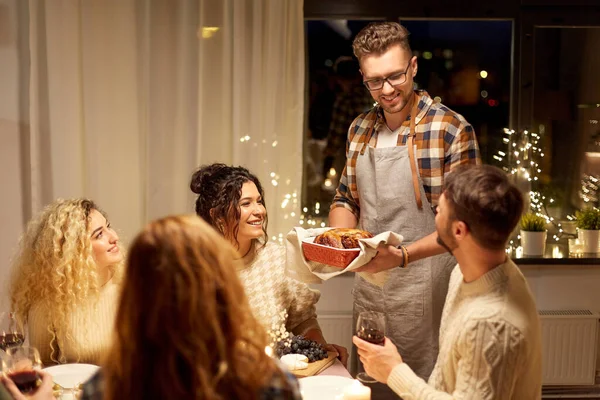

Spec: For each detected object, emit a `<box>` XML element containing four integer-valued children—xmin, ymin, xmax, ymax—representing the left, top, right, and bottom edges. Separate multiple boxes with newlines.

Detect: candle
<box><xmin>343</xmin><ymin>379</ymin><xmax>371</xmax><ymax>400</ymax></box>
<box><xmin>264</xmin><ymin>346</ymin><xmax>273</xmax><ymax>357</ymax></box>
<box><xmin>569</xmin><ymin>238</ymin><xmax>584</xmax><ymax>256</ymax></box>
<box><xmin>551</xmin><ymin>245</ymin><xmax>563</xmax><ymax>259</ymax></box>
<box><xmin>515</xmin><ymin>246</ymin><xmax>523</xmax><ymax>258</ymax></box>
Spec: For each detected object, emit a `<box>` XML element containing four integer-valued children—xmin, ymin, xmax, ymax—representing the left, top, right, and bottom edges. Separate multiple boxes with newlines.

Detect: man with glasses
<box><xmin>328</xmin><ymin>21</ymin><xmax>480</xmax><ymax>398</ymax></box>
<box><xmin>353</xmin><ymin>164</ymin><xmax>542</xmax><ymax>400</ymax></box>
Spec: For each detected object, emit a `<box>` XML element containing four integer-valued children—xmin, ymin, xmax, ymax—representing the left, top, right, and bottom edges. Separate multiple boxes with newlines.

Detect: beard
<box><xmin>436</xmin><ymin>234</ymin><xmax>456</xmax><ymax>256</ymax></box>
<box><xmin>377</xmin><ymin>89</ymin><xmax>412</xmax><ymax>115</ymax></box>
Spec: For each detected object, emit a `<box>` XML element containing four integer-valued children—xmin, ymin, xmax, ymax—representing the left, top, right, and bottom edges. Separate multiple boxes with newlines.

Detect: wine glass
<box><xmin>0</xmin><ymin>312</ymin><xmax>26</xmax><ymax>351</ymax></box>
<box><xmin>5</xmin><ymin>346</ymin><xmax>43</xmax><ymax>394</ymax></box>
<box><xmin>356</xmin><ymin>311</ymin><xmax>386</xmax><ymax>383</ymax></box>
<box><xmin>0</xmin><ymin>348</ymin><xmax>9</xmax><ymax>374</ymax></box>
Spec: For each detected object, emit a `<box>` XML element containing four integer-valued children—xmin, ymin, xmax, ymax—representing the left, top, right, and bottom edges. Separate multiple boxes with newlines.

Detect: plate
<box><xmin>299</xmin><ymin>375</ymin><xmax>354</xmax><ymax>400</ymax></box>
<box><xmin>43</xmin><ymin>363</ymin><xmax>99</xmax><ymax>399</ymax></box>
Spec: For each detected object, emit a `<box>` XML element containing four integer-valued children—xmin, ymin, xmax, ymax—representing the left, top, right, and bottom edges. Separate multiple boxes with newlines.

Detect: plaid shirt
<box><xmin>331</xmin><ymin>91</ymin><xmax>481</xmax><ymax>217</ymax></box>
<box><xmin>80</xmin><ymin>365</ymin><xmax>302</xmax><ymax>400</ymax></box>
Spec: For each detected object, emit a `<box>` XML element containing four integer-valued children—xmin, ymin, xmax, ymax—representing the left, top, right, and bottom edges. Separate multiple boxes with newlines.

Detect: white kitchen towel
<box><xmin>285</xmin><ymin>227</ymin><xmax>404</xmax><ymax>287</ymax></box>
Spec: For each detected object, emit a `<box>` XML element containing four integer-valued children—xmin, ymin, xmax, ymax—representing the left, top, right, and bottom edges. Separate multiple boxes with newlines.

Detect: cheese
<box><xmin>280</xmin><ymin>354</ymin><xmax>309</xmax><ymax>370</ymax></box>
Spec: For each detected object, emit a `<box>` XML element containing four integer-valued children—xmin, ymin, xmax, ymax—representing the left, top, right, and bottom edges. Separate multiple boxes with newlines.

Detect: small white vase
<box><xmin>520</xmin><ymin>230</ymin><xmax>547</xmax><ymax>256</ymax></box>
<box><xmin>578</xmin><ymin>229</ymin><xmax>600</xmax><ymax>254</ymax></box>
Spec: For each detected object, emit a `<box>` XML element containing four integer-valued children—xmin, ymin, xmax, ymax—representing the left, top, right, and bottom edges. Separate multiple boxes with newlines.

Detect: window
<box><xmin>303</xmin><ymin>19</ymin><xmax>513</xmax><ymax>218</ymax></box>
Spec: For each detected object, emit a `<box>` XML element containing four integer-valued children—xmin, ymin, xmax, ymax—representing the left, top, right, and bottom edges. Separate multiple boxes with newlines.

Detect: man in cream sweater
<box><xmin>354</xmin><ymin>164</ymin><xmax>542</xmax><ymax>399</ymax></box>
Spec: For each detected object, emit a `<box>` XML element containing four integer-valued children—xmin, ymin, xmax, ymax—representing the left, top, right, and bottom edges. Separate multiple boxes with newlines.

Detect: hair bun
<box><xmin>190</xmin><ymin>163</ymin><xmax>229</xmax><ymax>194</ymax></box>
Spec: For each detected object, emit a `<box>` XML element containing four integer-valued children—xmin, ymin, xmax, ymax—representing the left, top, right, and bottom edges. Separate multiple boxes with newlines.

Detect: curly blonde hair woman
<box><xmin>80</xmin><ymin>215</ymin><xmax>301</xmax><ymax>400</ymax></box>
<box><xmin>9</xmin><ymin>199</ymin><xmax>124</xmax><ymax>365</ymax></box>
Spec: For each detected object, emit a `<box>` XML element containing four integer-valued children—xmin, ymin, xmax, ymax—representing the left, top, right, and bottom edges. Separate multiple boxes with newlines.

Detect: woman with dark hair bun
<box><xmin>191</xmin><ymin>164</ymin><xmax>348</xmax><ymax>365</ymax></box>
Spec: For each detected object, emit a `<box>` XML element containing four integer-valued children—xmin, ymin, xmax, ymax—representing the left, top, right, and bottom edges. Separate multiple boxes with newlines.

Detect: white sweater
<box><xmin>388</xmin><ymin>259</ymin><xmax>542</xmax><ymax>399</ymax></box>
<box><xmin>28</xmin><ymin>280</ymin><xmax>119</xmax><ymax>366</ymax></box>
<box><xmin>240</xmin><ymin>241</ymin><xmax>321</xmax><ymax>336</ymax></box>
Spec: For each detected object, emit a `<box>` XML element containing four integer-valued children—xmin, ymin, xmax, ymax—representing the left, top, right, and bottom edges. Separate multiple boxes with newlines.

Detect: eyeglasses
<box><xmin>363</xmin><ymin>60</ymin><xmax>412</xmax><ymax>91</ymax></box>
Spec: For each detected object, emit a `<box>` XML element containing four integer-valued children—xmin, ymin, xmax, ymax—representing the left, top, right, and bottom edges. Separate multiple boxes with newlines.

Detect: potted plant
<box><xmin>520</xmin><ymin>212</ymin><xmax>547</xmax><ymax>256</ymax></box>
<box><xmin>575</xmin><ymin>208</ymin><xmax>600</xmax><ymax>253</ymax></box>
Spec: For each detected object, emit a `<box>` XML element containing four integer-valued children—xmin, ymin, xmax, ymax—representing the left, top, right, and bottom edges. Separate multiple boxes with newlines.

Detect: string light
<box><xmin>497</xmin><ymin>127</ymin><xmax>577</xmax><ymax>256</ymax></box>
<box><xmin>238</xmin><ymin>135</ymin><xmax>302</xmax><ymax>240</ymax></box>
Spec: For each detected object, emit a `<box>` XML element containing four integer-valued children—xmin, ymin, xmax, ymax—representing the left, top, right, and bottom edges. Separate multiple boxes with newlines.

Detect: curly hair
<box><xmin>102</xmin><ymin>215</ymin><xmax>286</xmax><ymax>400</ymax></box>
<box><xmin>443</xmin><ymin>164</ymin><xmax>524</xmax><ymax>250</ymax></box>
<box><xmin>190</xmin><ymin>163</ymin><xmax>268</xmax><ymax>248</ymax></box>
<box><xmin>352</xmin><ymin>22</ymin><xmax>412</xmax><ymax>62</ymax></box>
<box><xmin>9</xmin><ymin>198</ymin><xmax>123</xmax><ymax>363</ymax></box>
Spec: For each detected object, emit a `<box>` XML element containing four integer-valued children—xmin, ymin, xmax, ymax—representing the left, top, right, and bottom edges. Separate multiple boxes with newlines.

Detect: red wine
<box><xmin>0</xmin><ymin>333</ymin><xmax>25</xmax><ymax>351</ymax></box>
<box><xmin>357</xmin><ymin>327</ymin><xmax>385</xmax><ymax>345</ymax></box>
<box><xmin>8</xmin><ymin>370</ymin><xmax>41</xmax><ymax>393</ymax></box>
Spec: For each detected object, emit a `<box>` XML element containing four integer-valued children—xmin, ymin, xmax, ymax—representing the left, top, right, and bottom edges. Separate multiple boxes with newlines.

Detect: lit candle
<box><xmin>552</xmin><ymin>246</ymin><xmax>563</xmax><ymax>259</ymax></box>
<box><xmin>264</xmin><ymin>346</ymin><xmax>273</xmax><ymax>357</ymax></box>
<box><xmin>343</xmin><ymin>380</ymin><xmax>371</xmax><ymax>400</ymax></box>
<box><xmin>515</xmin><ymin>246</ymin><xmax>523</xmax><ymax>258</ymax></box>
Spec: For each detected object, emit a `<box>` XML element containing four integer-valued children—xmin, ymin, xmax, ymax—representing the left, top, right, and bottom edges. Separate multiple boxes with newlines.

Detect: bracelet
<box><xmin>398</xmin><ymin>245</ymin><xmax>409</xmax><ymax>268</ymax></box>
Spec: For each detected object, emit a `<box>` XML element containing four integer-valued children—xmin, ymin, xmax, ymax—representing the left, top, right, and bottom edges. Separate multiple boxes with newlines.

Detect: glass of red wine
<box><xmin>0</xmin><ymin>312</ymin><xmax>26</xmax><ymax>351</ymax></box>
<box><xmin>356</xmin><ymin>311</ymin><xmax>386</xmax><ymax>383</ymax></box>
<box><xmin>5</xmin><ymin>346</ymin><xmax>43</xmax><ymax>394</ymax></box>
<box><xmin>0</xmin><ymin>348</ymin><xmax>9</xmax><ymax>373</ymax></box>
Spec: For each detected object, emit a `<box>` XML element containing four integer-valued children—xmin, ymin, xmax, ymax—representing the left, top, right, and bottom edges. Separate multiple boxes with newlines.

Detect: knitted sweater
<box><xmin>240</xmin><ymin>242</ymin><xmax>321</xmax><ymax>336</ymax></box>
<box><xmin>28</xmin><ymin>280</ymin><xmax>119</xmax><ymax>366</ymax></box>
<box><xmin>388</xmin><ymin>259</ymin><xmax>542</xmax><ymax>399</ymax></box>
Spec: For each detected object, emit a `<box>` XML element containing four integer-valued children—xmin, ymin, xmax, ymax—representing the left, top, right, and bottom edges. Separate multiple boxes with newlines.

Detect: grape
<box><xmin>273</xmin><ymin>334</ymin><xmax>328</xmax><ymax>362</ymax></box>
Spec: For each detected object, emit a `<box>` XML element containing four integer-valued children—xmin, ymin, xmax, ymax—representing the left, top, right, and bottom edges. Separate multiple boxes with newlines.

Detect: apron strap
<box><xmin>408</xmin><ymin>94</ymin><xmax>423</xmax><ymax>209</ymax></box>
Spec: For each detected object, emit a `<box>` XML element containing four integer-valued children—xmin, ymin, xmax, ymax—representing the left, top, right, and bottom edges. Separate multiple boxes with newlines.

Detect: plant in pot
<box><xmin>575</xmin><ymin>208</ymin><xmax>600</xmax><ymax>254</ymax></box>
<box><xmin>520</xmin><ymin>212</ymin><xmax>547</xmax><ymax>256</ymax></box>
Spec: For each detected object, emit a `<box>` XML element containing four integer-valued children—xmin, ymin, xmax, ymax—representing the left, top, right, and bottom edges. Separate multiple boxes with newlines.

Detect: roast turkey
<box><xmin>314</xmin><ymin>228</ymin><xmax>374</xmax><ymax>249</ymax></box>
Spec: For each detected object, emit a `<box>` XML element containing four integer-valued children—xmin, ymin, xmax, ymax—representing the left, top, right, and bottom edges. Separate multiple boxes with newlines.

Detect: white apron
<box><xmin>351</xmin><ymin>95</ymin><xmax>455</xmax><ymax>398</ymax></box>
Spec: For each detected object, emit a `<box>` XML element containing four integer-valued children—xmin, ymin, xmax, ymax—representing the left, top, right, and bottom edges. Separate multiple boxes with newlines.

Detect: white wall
<box><xmin>0</xmin><ymin>0</ymin><xmax>26</xmax><ymax>311</ymax></box>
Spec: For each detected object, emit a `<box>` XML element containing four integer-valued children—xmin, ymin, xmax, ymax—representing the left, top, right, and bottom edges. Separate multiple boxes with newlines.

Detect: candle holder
<box><xmin>339</xmin><ymin>379</ymin><xmax>371</xmax><ymax>400</ymax></box>
<box><xmin>569</xmin><ymin>238</ymin><xmax>584</xmax><ymax>257</ymax></box>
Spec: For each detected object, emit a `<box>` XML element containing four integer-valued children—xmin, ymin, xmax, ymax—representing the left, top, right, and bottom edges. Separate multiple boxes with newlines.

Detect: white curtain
<box><xmin>25</xmin><ymin>0</ymin><xmax>305</xmax><ymax>244</ymax></box>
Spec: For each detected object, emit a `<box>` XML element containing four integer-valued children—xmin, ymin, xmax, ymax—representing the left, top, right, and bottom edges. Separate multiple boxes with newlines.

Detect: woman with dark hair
<box><xmin>190</xmin><ymin>164</ymin><xmax>348</xmax><ymax>364</ymax></box>
<box><xmin>81</xmin><ymin>215</ymin><xmax>301</xmax><ymax>400</ymax></box>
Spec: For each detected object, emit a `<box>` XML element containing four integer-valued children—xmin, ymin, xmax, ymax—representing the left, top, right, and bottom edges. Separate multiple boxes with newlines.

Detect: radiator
<box><xmin>540</xmin><ymin>310</ymin><xmax>599</xmax><ymax>386</ymax></box>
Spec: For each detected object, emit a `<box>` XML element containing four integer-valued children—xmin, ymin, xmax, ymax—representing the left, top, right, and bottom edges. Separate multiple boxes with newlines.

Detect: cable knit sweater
<box><xmin>240</xmin><ymin>241</ymin><xmax>321</xmax><ymax>336</ymax></box>
<box><xmin>387</xmin><ymin>258</ymin><xmax>542</xmax><ymax>399</ymax></box>
<box><xmin>28</xmin><ymin>280</ymin><xmax>119</xmax><ymax>366</ymax></box>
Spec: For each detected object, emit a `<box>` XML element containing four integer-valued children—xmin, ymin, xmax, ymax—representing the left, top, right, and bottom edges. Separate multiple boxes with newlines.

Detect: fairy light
<box><xmin>579</xmin><ymin>174</ymin><xmax>600</xmax><ymax>204</ymax></box>
<box><xmin>241</xmin><ymin>135</ymin><xmax>329</xmax><ymax>236</ymax></box>
<box><xmin>498</xmin><ymin>127</ymin><xmax>578</xmax><ymax>255</ymax></box>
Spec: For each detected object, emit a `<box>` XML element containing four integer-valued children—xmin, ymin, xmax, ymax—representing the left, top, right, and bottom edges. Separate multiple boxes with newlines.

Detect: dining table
<box><xmin>315</xmin><ymin>358</ymin><xmax>352</xmax><ymax>378</ymax></box>
<box><xmin>299</xmin><ymin>359</ymin><xmax>359</xmax><ymax>400</ymax></box>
